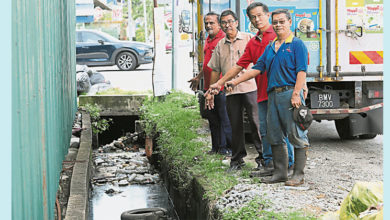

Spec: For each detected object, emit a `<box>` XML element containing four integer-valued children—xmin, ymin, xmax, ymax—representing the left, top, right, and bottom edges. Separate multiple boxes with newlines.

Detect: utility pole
<box><xmin>143</xmin><ymin>0</ymin><xmax>148</xmax><ymax>42</ymax></box>
<box><xmin>127</xmin><ymin>0</ymin><xmax>133</xmax><ymax>40</ymax></box>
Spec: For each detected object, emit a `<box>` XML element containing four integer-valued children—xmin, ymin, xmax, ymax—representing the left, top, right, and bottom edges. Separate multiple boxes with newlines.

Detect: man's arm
<box><xmin>209</xmin><ymin>70</ymin><xmax>220</xmax><ymax>85</ymax></box>
<box><xmin>225</xmin><ymin>68</ymin><xmax>261</xmax><ymax>92</ymax></box>
<box><xmin>291</xmin><ymin>71</ymin><xmax>306</xmax><ymax>108</ymax></box>
<box><xmin>188</xmin><ymin>70</ymin><xmax>204</xmax><ymax>91</ymax></box>
<box><xmin>209</xmin><ymin>65</ymin><xmax>243</xmax><ymax>93</ymax></box>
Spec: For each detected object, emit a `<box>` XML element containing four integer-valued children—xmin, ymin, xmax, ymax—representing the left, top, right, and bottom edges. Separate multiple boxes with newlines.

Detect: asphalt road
<box><xmin>92</xmin><ymin>64</ymin><xmax>154</xmax><ymax>92</ymax></box>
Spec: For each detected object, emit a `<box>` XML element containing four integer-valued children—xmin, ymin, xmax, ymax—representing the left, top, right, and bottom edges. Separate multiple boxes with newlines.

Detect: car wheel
<box><xmin>116</xmin><ymin>52</ymin><xmax>137</xmax><ymax>71</ymax></box>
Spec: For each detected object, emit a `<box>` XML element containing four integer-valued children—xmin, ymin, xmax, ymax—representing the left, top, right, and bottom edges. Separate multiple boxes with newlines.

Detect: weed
<box><xmin>80</xmin><ymin>103</ymin><xmax>112</xmax><ymax>135</ymax></box>
<box><xmin>140</xmin><ymin>91</ymin><xmax>317</xmax><ymax>219</ymax></box>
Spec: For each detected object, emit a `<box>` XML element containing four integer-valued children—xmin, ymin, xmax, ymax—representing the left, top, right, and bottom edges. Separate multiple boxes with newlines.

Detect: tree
<box><xmin>126</xmin><ymin>0</ymin><xmax>154</xmax><ymax>42</ymax></box>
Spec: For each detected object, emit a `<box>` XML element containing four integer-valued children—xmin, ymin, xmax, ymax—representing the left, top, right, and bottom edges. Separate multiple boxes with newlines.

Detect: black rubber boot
<box><xmin>250</xmin><ymin>161</ymin><xmax>273</xmax><ymax>177</ymax></box>
<box><xmin>285</xmin><ymin>147</ymin><xmax>308</xmax><ymax>186</ymax></box>
<box><xmin>261</xmin><ymin>144</ymin><xmax>288</xmax><ymax>184</ymax></box>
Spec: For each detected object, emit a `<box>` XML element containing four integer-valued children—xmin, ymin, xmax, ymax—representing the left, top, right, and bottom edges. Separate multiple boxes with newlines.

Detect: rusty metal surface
<box><xmin>12</xmin><ymin>0</ymin><xmax>76</xmax><ymax>219</ymax></box>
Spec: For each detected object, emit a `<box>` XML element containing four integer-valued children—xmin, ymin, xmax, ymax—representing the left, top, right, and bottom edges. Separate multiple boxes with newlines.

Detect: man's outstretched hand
<box><xmin>204</xmin><ymin>91</ymin><xmax>215</xmax><ymax>110</ymax></box>
<box><xmin>225</xmin><ymin>80</ymin><xmax>236</xmax><ymax>93</ymax></box>
<box><xmin>188</xmin><ymin>76</ymin><xmax>200</xmax><ymax>91</ymax></box>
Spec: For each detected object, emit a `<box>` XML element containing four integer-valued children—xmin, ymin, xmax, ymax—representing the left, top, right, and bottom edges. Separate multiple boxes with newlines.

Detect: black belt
<box><xmin>269</xmin><ymin>85</ymin><xmax>295</xmax><ymax>93</ymax></box>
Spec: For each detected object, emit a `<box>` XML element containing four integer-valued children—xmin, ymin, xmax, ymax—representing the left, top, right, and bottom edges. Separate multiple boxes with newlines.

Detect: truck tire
<box><xmin>359</xmin><ymin>134</ymin><xmax>377</xmax><ymax>139</ymax></box>
<box><xmin>121</xmin><ymin>207</ymin><xmax>168</xmax><ymax>220</ymax></box>
<box><xmin>335</xmin><ymin>118</ymin><xmax>356</xmax><ymax>140</ymax></box>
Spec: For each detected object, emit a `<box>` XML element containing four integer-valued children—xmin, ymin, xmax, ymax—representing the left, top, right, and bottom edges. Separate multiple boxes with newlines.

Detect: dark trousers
<box><xmin>226</xmin><ymin>91</ymin><xmax>263</xmax><ymax>165</ymax></box>
<box><xmin>204</xmin><ymin>91</ymin><xmax>232</xmax><ymax>151</ymax></box>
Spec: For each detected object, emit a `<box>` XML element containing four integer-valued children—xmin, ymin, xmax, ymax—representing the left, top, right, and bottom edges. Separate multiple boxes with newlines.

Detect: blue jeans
<box><xmin>258</xmin><ymin>100</ymin><xmax>294</xmax><ymax>167</ymax></box>
<box><xmin>205</xmin><ymin>91</ymin><xmax>232</xmax><ymax>152</ymax></box>
<box><xmin>266</xmin><ymin>89</ymin><xmax>310</xmax><ymax>148</ymax></box>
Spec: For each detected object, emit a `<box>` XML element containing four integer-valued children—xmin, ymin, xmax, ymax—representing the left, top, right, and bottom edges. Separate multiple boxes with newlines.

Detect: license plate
<box><xmin>310</xmin><ymin>91</ymin><xmax>340</xmax><ymax>109</ymax></box>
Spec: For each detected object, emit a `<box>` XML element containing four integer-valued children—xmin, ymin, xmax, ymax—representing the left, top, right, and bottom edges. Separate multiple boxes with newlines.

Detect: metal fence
<box><xmin>12</xmin><ymin>0</ymin><xmax>76</xmax><ymax>219</ymax></box>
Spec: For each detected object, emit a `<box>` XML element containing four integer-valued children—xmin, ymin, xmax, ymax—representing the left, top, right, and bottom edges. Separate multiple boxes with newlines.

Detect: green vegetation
<box><xmin>140</xmin><ymin>91</ymin><xmax>316</xmax><ymax>219</ymax></box>
<box><xmin>125</xmin><ymin>0</ymin><xmax>154</xmax><ymax>42</ymax></box>
<box><xmin>141</xmin><ymin>91</ymin><xmax>238</xmax><ymax>200</ymax></box>
<box><xmin>96</xmin><ymin>88</ymin><xmax>152</xmax><ymax>95</ymax></box>
<box><xmin>80</xmin><ymin>103</ymin><xmax>112</xmax><ymax>135</ymax></box>
<box><xmin>223</xmin><ymin>197</ymin><xmax>316</xmax><ymax>220</ymax></box>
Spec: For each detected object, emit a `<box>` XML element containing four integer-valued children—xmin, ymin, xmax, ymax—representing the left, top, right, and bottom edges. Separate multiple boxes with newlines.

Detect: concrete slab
<box><xmin>65</xmin><ymin>111</ymin><xmax>92</xmax><ymax>220</ymax></box>
<box><xmin>79</xmin><ymin>95</ymin><xmax>146</xmax><ymax>116</ymax></box>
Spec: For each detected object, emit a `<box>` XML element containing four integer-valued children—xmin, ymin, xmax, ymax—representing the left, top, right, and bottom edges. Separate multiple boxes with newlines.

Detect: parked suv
<box><xmin>76</xmin><ymin>30</ymin><xmax>153</xmax><ymax>70</ymax></box>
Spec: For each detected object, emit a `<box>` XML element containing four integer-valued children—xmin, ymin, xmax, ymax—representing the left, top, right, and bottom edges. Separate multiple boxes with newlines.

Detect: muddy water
<box><xmin>89</xmin><ymin>183</ymin><xmax>178</xmax><ymax>219</ymax></box>
<box><xmin>89</xmin><ymin>150</ymin><xmax>179</xmax><ymax>220</ymax></box>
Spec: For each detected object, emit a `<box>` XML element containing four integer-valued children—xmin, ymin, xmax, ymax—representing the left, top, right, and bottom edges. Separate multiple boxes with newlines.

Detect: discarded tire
<box><xmin>121</xmin><ymin>207</ymin><xmax>168</xmax><ymax>220</ymax></box>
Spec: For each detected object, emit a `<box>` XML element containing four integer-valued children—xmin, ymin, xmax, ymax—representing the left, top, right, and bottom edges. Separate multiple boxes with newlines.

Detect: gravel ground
<box><xmin>216</xmin><ymin>120</ymin><xmax>383</xmax><ymax>217</ymax></box>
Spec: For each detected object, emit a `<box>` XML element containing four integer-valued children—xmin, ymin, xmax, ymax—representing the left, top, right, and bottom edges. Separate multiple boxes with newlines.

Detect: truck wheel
<box><xmin>335</xmin><ymin>118</ymin><xmax>356</xmax><ymax>140</ymax></box>
<box><xmin>116</xmin><ymin>52</ymin><xmax>137</xmax><ymax>71</ymax></box>
<box><xmin>359</xmin><ymin>134</ymin><xmax>377</xmax><ymax>139</ymax></box>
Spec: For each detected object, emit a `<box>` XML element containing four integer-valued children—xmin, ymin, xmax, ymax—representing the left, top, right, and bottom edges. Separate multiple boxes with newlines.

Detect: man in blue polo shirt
<box><xmin>225</xmin><ymin>9</ymin><xmax>309</xmax><ymax>186</ymax></box>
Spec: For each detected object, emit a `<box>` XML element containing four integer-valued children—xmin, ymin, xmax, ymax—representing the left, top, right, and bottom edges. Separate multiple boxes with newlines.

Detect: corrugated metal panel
<box><xmin>12</xmin><ymin>0</ymin><xmax>77</xmax><ymax>219</ymax></box>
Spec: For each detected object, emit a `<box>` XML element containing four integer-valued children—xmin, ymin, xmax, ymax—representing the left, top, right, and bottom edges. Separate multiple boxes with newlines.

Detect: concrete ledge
<box><xmin>65</xmin><ymin>111</ymin><xmax>92</xmax><ymax>220</ymax></box>
<box><xmin>79</xmin><ymin>95</ymin><xmax>146</xmax><ymax>116</ymax></box>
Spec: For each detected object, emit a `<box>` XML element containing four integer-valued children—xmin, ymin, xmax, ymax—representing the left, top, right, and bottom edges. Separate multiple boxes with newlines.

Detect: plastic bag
<box><xmin>87</xmin><ymin>83</ymin><xmax>112</xmax><ymax>95</ymax></box>
<box><xmin>76</xmin><ymin>72</ymin><xmax>91</xmax><ymax>93</ymax></box>
<box><xmin>90</xmin><ymin>72</ymin><xmax>106</xmax><ymax>85</ymax></box>
<box><xmin>339</xmin><ymin>181</ymin><xmax>383</xmax><ymax>220</ymax></box>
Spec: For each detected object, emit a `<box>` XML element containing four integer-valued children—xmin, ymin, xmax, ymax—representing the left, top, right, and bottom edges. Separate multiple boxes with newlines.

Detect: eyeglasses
<box><xmin>221</xmin><ymin>20</ymin><xmax>236</xmax><ymax>26</ymax></box>
<box><xmin>250</xmin><ymin>13</ymin><xmax>266</xmax><ymax>21</ymax></box>
<box><xmin>204</xmin><ymin>22</ymin><xmax>216</xmax><ymax>25</ymax></box>
<box><xmin>272</xmin><ymin>19</ymin><xmax>287</xmax><ymax>25</ymax></box>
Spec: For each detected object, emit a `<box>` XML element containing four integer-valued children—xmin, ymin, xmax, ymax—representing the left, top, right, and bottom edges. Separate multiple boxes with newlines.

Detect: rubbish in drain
<box><xmin>98</xmin><ymin>131</ymin><xmax>144</xmax><ymax>153</ymax></box>
<box><xmin>92</xmin><ymin>133</ymin><xmax>160</xmax><ymax>187</ymax></box>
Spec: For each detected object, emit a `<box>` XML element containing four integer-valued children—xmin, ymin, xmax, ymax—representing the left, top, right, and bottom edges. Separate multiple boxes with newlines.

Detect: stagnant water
<box><xmin>89</xmin><ymin>182</ymin><xmax>179</xmax><ymax>219</ymax></box>
<box><xmin>88</xmin><ymin>150</ymin><xmax>179</xmax><ymax>220</ymax></box>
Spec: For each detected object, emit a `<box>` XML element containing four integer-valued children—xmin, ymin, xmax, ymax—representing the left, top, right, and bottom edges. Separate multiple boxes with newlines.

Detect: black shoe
<box><xmin>218</xmin><ymin>148</ymin><xmax>232</xmax><ymax>157</ymax></box>
<box><xmin>227</xmin><ymin>163</ymin><xmax>242</xmax><ymax>173</ymax></box>
<box><xmin>254</xmin><ymin>160</ymin><xmax>273</xmax><ymax>170</ymax></box>
<box><xmin>207</xmin><ymin>150</ymin><xmax>218</xmax><ymax>155</ymax></box>
<box><xmin>238</xmin><ymin>158</ymin><xmax>246</xmax><ymax>167</ymax></box>
<box><xmin>250</xmin><ymin>161</ymin><xmax>274</xmax><ymax>177</ymax></box>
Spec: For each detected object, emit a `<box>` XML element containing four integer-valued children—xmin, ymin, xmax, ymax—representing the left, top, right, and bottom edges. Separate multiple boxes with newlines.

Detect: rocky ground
<box><xmin>215</xmin><ymin>120</ymin><xmax>383</xmax><ymax>217</ymax></box>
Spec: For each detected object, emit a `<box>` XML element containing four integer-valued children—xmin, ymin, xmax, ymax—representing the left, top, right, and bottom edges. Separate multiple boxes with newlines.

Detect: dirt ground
<box><xmin>241</xmin><ymin>120</ymin><xmax>383</xmax><ymax>216</ymax></box>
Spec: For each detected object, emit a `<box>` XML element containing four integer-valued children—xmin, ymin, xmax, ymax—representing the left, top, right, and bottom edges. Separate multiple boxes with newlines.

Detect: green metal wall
<box><xmin>12</xmin><ymin>0</ymin><xmax>77</xmax><ymax>219</ymax></box>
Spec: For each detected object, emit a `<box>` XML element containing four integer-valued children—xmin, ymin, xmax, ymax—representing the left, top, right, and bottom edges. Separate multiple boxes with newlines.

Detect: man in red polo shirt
<box><xmin>188</xmin><ymin>12</ymin><xmax>232</xmax><ymax>155</ymax></box>
<box><xmin>208</xmin><ymin>2</ymin><xmax>294</xmax><ymax>172</ymax></box>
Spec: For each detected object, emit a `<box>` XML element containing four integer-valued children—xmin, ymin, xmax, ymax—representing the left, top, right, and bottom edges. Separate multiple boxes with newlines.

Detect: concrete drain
<box><xmin>89</xmin><ymin>133</ymin><xmax>179</xmax><ymax>220</ymax></box>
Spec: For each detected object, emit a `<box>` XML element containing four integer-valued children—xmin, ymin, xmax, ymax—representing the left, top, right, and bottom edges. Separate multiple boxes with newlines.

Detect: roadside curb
<box><xmin>65</xmin><ymin>111</ymin><xmax>92</xmax><ymax>220</ymax></box>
